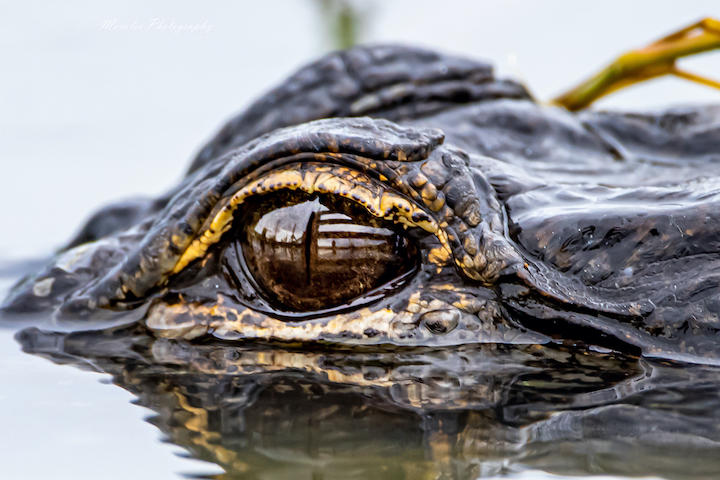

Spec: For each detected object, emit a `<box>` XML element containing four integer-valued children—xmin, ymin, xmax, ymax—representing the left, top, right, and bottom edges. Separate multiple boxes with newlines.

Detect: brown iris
<box><xmin>240</xmin><ymin>193</ymin><xmax>416</xmax><ymax>311</ymax></box>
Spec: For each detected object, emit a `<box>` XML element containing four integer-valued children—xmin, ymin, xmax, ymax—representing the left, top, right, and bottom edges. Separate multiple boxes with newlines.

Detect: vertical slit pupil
<box><xmin>305</xmin><ymin>209</ymin><xmax>316</xmax><ymax>285</ymax></box>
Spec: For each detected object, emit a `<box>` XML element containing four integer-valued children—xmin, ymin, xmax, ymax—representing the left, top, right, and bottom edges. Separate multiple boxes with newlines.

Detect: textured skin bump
<box><xmin>188</xmin><ymin>45</ymin><xmax>530</xmax><ymax>173</ymax></box>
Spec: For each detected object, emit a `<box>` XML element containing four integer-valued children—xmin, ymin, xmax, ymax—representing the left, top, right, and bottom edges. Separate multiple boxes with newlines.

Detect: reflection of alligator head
<box><xmin>3</xmin><ymin>45</ymin><xmax>720</xmax><ymax>361</ymax></box>
<box><xmin>17</xmin><ymin>327</ymin><xmax>720</xmax><ymax>479</ymax></box>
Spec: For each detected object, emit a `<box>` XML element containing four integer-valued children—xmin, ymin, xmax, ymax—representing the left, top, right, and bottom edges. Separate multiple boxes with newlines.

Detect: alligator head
<box><xmin>4</xmin><ymin>45</ymin><xmax>720</xmax><ymax>362</ymax></box>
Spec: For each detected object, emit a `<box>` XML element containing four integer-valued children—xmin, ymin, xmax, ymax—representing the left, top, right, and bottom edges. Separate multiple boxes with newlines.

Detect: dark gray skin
<box><xmin>4</xmin><ymin>45</ymin><xmax>720</xmax><ymax>362</ymax></box>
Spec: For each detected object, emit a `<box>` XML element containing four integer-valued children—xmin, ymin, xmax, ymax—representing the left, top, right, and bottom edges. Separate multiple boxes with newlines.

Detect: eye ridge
<box><xmin>235</xmin><ymin>192</ymin><xmax>418</xmax><ymax>313</ymax></box>
<box><xmin>172</xmin><ymin>161</ymin><xmax>448</xmax><ymax>274</ymax></box>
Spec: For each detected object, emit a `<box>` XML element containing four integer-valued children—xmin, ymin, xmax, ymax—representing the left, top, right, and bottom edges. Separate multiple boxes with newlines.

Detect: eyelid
<box><xmin>172</xmin><ymin>163</ymin><xmax>451</xmax><ymax>273</ymax></box>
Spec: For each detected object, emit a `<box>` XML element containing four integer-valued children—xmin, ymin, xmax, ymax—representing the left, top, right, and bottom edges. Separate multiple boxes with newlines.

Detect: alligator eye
<box><xmin>237</xmin><ymin>193</ymin><xmax>417</xmax><ymax>312</ymax></box>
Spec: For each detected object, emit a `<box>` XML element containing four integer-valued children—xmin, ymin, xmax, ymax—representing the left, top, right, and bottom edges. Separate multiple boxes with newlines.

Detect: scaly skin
<box><xmin>3</xmin><ymin>45</ymin><xmax>720</xmax><ymax>362</ymax></box>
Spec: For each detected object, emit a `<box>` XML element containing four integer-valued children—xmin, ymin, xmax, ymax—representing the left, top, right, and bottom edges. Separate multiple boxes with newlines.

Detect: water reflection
<box><xmin>16</xmin><ymin>326</ymin><xmax>720</xmax><ymax>479</ymax></box>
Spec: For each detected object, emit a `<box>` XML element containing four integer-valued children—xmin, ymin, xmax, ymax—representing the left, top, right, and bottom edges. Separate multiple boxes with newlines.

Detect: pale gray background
<box><xmin>0</xmin><ymin>1</ymin><xmax>718</xmax><ymax>478</ymax></box>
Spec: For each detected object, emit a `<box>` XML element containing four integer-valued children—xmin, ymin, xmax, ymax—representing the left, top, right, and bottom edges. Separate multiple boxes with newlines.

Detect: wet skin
<box><xmin>4</xmin><ymin>45</ymin><xmax>720</xmax><ymax>362</ymax></box>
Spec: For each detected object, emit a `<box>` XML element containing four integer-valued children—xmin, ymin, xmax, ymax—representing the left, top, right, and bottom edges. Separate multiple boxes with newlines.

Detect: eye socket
<box><xmin>236</xmin><ymin>192</ymin><xmax>417</xmax><ymax>312</ymax></box>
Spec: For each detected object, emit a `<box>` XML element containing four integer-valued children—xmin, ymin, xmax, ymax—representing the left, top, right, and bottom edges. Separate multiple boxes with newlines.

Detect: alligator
<box><xmin>5</xmin><ymin>19</ymin><xmax>720</xmax><ymax>478</ymax></box>
<box><xmin>4</xmin><ymin>38</ymin><xmax>720</xmax><ymax>363</ymax></box>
